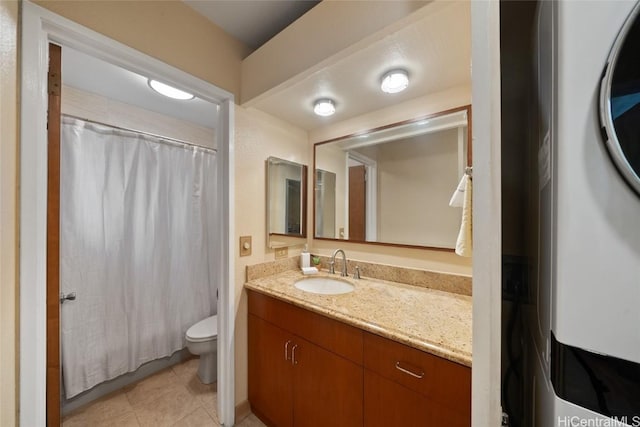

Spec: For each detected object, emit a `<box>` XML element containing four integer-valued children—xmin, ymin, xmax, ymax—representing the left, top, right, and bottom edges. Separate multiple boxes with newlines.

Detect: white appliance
<box><xmin>533</xmin><ymin>1</ymin><xmax>640</xmax><ymax>425</ymax></box>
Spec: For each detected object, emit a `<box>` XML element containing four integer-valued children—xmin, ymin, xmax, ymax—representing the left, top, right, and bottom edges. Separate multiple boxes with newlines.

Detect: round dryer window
<box><xmin>600</xmin><ymin>2</ymin><xmax>640</xmax><ymax>195</ymax></box>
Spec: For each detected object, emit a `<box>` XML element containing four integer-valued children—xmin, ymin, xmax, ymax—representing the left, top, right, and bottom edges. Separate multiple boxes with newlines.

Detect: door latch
<box><xmin>60</xmin><ymin>292</ymin><xmax>76</xmax><ymax>304</ymax></box>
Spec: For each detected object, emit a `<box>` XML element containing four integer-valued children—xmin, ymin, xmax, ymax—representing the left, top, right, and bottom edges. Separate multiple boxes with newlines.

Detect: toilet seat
<box><xmin>186</xmin><ymin>315</ymin><xmax>217</xmax><ymax>342</ymax></box>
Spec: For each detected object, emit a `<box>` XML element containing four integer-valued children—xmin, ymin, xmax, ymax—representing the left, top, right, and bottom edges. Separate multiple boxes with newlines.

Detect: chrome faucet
<box><xmin>330</xmin><ymin>249</ymin><xmax>348</xmax><ymax>277</ymax></box>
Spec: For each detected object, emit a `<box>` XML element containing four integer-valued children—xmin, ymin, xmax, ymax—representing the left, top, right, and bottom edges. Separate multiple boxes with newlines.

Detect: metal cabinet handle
<box><xmin>291</xmin><ymin>344</ymin><xmax>299</xmax><ymax>365</ymax></box>
<box><xmin>395</xmin><ymin>361</ymin><xmax>424</xmax><ymax>379</ymax></box>
<box><xmin>284</xmin><ymin>340</ymin><xmax>292</xmax><ymax>361</ymax></box>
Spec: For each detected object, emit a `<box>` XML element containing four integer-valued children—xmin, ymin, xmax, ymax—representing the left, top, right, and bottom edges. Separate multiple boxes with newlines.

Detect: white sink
<box><xmin>294</xmin><ymin>277</ymin><xmax>354</xmax><ymax>295</ymax></box>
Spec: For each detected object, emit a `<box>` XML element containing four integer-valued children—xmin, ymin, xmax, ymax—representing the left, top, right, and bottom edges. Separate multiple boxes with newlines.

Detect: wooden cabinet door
<box><xmin>364</xmin><ymin>370</ymin><xmax>469</xmax><ymax>427</ymax></box>
<box><xmin>248</xmin><ymin>314</ymin><xmax>294</xmax><ymax>427</ymax></box>
<box><xmin>292</xmin><ymin>336</ymin><xmax>363</xmax><ymax>427</ymax></box>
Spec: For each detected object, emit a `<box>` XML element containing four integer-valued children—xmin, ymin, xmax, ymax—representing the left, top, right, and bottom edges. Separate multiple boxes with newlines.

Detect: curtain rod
<box><xmin>62</xmin><ymin>114</ymin><xmax>217</xmax><ymax>154</ymax></box>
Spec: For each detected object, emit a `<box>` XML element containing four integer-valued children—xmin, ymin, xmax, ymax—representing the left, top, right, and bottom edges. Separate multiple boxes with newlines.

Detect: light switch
<box><xmin>240</xmin><ymin>236</ymin><xmax>252</xmax><ymax>257</ymax></box>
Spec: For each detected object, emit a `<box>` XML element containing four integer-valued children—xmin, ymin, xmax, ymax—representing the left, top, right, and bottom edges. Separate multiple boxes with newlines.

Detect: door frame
<box><xmin>471</xmin><ymin>0</ymin><xmax>503</xmax><ymax>426</ymax></box>
<box><xmin>20</xmin><ymin>2</ymin><xmax>236</xmax><ymax>426</ymax></box>
<box><xmin>344</xmin><ymin>151</ymin><xmax>377</xmax><ymax>241</ymax></box>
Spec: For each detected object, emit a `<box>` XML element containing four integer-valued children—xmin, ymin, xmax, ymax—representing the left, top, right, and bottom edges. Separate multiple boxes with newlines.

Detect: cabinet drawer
<box><xmin>364</xmin><ymin>370</ymin><xmax>469</xmax><ymax>427</ymax></box>
<box><xmin>363</xmin><ymin>332</ymin><xmax>470</xmax><ymax>416</ymax></box>
<box><xmin>248</xmin><ymin>290</ymin><xmax>363</xmax><ymax>365</ymax></box>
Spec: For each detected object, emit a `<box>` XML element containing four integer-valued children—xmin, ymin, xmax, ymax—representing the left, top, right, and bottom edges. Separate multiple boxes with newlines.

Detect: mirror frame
<box><xmin>312</xmin><ymin>104</ymin><xmax>472</xmax><ymax>251</ymax></box>
<box><xmin>266</xmin><ymin>157</ymin><xmax>308</xmax><ymax>242</ymax></box>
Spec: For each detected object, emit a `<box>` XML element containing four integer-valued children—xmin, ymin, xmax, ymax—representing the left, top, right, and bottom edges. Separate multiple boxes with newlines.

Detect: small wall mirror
<box><xmin>314</xmin><ymin>105</ymin><xmax>471</xmax><ymax>250</ymax></box>
<box><xmin>267</xmin><ymin>157</ymin><xmax>307</xmax><ymax>248</ymax></box>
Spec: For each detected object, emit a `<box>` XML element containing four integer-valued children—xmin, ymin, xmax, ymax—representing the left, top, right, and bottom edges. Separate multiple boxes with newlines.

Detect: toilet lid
<box><xmin>186</xmin><ymin>315</ymin><xmax>218</xmax><ymax>342</ymax></box>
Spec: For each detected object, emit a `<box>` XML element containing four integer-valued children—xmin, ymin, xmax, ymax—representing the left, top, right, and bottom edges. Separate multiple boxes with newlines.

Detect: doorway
<box><xmin>21</xmin><ymin>3</ymin><xmax>235</xmax><ymax>426</ymax></box>
<box><xmin>345</xmin><ymin>152</ymin><xmax>377</xmax><ymax>242</ymax></box>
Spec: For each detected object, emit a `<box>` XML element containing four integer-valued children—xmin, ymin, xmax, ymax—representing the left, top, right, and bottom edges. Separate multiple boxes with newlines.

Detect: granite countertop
<box><xmin>244</xmin><ymin>269</ymin><xmax>472</xmax><ymax>367</ymax></box>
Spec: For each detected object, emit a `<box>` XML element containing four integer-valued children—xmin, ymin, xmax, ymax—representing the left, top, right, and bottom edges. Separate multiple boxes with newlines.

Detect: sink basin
<box><xmin>294</xmin><ymin>277</ymin><xmax>354</xmax><ymax>295</ymax></box>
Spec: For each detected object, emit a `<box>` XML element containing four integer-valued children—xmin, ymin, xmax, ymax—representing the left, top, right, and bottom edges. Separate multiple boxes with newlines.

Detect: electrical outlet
<box><xmin>275</xmin><ymin>247</ymin><xmax>288</xmax><ymax>259</ymax></box>
<box><xmin>240</xmin><ymin>236</ymin><xmax>252</xmax><ymax>257</ymax></box>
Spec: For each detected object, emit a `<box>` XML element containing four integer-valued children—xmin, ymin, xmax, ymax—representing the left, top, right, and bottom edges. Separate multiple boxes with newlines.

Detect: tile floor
<box><xmin>62</xmin><ymin>357</ymin><xmax>266</xmax><ymax>427</ymax></box>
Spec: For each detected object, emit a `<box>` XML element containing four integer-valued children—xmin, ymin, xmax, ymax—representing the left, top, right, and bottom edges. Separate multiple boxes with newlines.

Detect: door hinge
<box><xmin>48</xmin><ymin>71</ymin><xmax>61</xmax><ymax>96</ymax></box>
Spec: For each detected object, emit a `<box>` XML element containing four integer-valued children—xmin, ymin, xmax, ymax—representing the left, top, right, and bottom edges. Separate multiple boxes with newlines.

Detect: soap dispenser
<box><xmin>300</xmin><ymin>244</ymin><xmax>310</xmax><ymax>269</ymax></box>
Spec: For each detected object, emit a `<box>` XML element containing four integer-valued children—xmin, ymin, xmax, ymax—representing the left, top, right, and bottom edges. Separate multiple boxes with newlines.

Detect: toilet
<box><xmin>185</xmin><ymin>315</ymin><xmax>217</xmax><ymax>384</ymax></box>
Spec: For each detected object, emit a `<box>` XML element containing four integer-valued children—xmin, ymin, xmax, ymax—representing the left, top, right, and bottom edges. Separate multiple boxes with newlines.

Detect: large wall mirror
<box><xmin>314</xmin><ymin>105</ymin><xmax>471</xmax><ymax>250</ymax></box>
<box><xmin>267</xmin><ymin>157</ymin><xmax>307</xmax><ymax>248</ymax></box>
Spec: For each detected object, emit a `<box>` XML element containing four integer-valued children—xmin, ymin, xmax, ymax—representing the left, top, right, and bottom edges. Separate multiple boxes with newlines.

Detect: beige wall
<box><xmin>0</xmin><ymin>1</ymin><xmax>19</xmax><ymax>425</ymax></box>
<box><xmin>309</xmin><ymin>85</ymin><xmax>473</xmax><ymax>275</ymax></box>
<box><xmin>377</xmin><ymin>129</ymin><xmax>460</xmax><ymax>248</ymax></box>
<box><xmin>35</xmin><ymin>0</ymin><xmax>250</xmax><ymax>99</ymax></box>
<box><xmin>62</xmin><ymin>85</ymin><xmax>216</xmax><ymax>149</ymax></box>
<box><xmin>234</xmin><ymin>106</ymin><xmax>308</xmax><ymax>404</ymax></box>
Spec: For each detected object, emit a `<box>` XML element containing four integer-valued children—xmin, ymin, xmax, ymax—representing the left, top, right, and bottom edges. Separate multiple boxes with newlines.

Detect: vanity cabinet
<box><xmin>248</xmin><ymin>291</ymin><xmax>363</xmax><ymax>427</ymax></box>
<box><xmin>247</xmin><ymin>290</ymin><xmax>471</xmax><ymax>427</ymax></box>
<box><xmin>363</xmin><ymin>332</ymin><xmax>471</xmax><ymax>427</ymax></box>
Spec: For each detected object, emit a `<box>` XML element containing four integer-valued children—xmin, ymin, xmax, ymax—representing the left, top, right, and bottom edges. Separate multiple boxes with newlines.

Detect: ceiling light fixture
<box><xmin>380</xmin><ymin>69</ymin><xmax>409</xmax><ymax>94</ymax></box>
<box><xmin>148</xmin><ymin>79</ymin><xmax>195</xmax><ymax>100</ymax></box>
<box><xmin>313</xmin><ymin>99</ymin><xmax>336</xmax><ymax>117</ymax></box>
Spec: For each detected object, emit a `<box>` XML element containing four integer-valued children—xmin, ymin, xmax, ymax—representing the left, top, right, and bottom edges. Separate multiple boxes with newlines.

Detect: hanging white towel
<box><xmin>449</xmin><ymin>174</ymin><xmax>467</xmax><ymax>207</ymax></box>
<box><xmin>455</xmin><ymin>175</ymin><xmax>473</xmax><ymax>257</ymax></box>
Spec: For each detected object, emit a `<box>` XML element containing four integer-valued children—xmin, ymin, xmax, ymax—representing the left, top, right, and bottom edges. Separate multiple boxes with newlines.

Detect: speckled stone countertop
<box><xmin>244</xmin><ymin>269</ymin><xmax>472</xmax><ymax>367</ymax></box>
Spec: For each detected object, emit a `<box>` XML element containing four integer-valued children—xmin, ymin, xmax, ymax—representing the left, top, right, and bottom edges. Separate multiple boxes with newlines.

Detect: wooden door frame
<box><xmin>344</xmin><ymin>151</ymin><xmax>377</xmax><ymax>241</ymax></box>
<box><xmin>46</xmin><ymin>42</ymin><xmax>62</xmax><ymax>427</ymax></box>
<box><xmin>20</xmin><ymin>3</ymin><xmax>236</xmax><ymax>426</ymax></box>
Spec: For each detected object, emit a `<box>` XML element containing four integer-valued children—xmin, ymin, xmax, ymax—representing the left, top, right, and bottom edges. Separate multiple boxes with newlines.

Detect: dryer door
<box><xmin>600</xmin><ymin>1</ymin><xmax>640</xmax><ymax>195</ymax></box>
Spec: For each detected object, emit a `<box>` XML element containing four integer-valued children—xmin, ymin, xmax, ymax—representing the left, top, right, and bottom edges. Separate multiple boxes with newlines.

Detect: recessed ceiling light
<box><xmin>148</xmin><ymin>79</ymin><xmax>195</xmax><ymax>100</ymax></box>
<box><xmin>380</xmin><ymin>69</ymin><xmax>409</xmax><ymax>94</ymax></box>
<box><xmin>313</xmin><ymin>99</ymin><xmax>336</xmax><ymax>116</ymax></box>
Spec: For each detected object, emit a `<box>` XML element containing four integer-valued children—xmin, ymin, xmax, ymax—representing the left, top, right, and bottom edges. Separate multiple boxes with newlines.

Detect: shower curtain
<box><xmin>60</xmin><ymin>117</ymin><xmax>218</xmax><ymax>398</ymax></box>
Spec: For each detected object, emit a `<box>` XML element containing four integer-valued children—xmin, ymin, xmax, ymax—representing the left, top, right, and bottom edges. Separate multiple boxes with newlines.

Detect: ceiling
<box><xmin>250</xmin><ymin>1</ymin><xmax>471</xmax><ymax>130</ymax></box>
<box><xmin>183</xmin><ymin>0</ymin><xmax>320</xmax><ymax>50</ymax></box>
<box><xmin>62</xmin><ymin>46</ymin><xmax>219</xmax><ymax>129</ymax></box>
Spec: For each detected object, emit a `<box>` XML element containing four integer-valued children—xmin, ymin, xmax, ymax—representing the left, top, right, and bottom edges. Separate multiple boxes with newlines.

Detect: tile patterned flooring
<box><xmin>62</xmin><ymin>358</ymin><xmax>266</xmax><ymax>427</ymax></box>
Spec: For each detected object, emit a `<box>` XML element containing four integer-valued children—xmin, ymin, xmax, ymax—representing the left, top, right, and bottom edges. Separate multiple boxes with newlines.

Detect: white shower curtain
<box><xmin>60</xmin><ymin>117</ymin><xmax>218</xmax><ymax>398</ymax></box>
